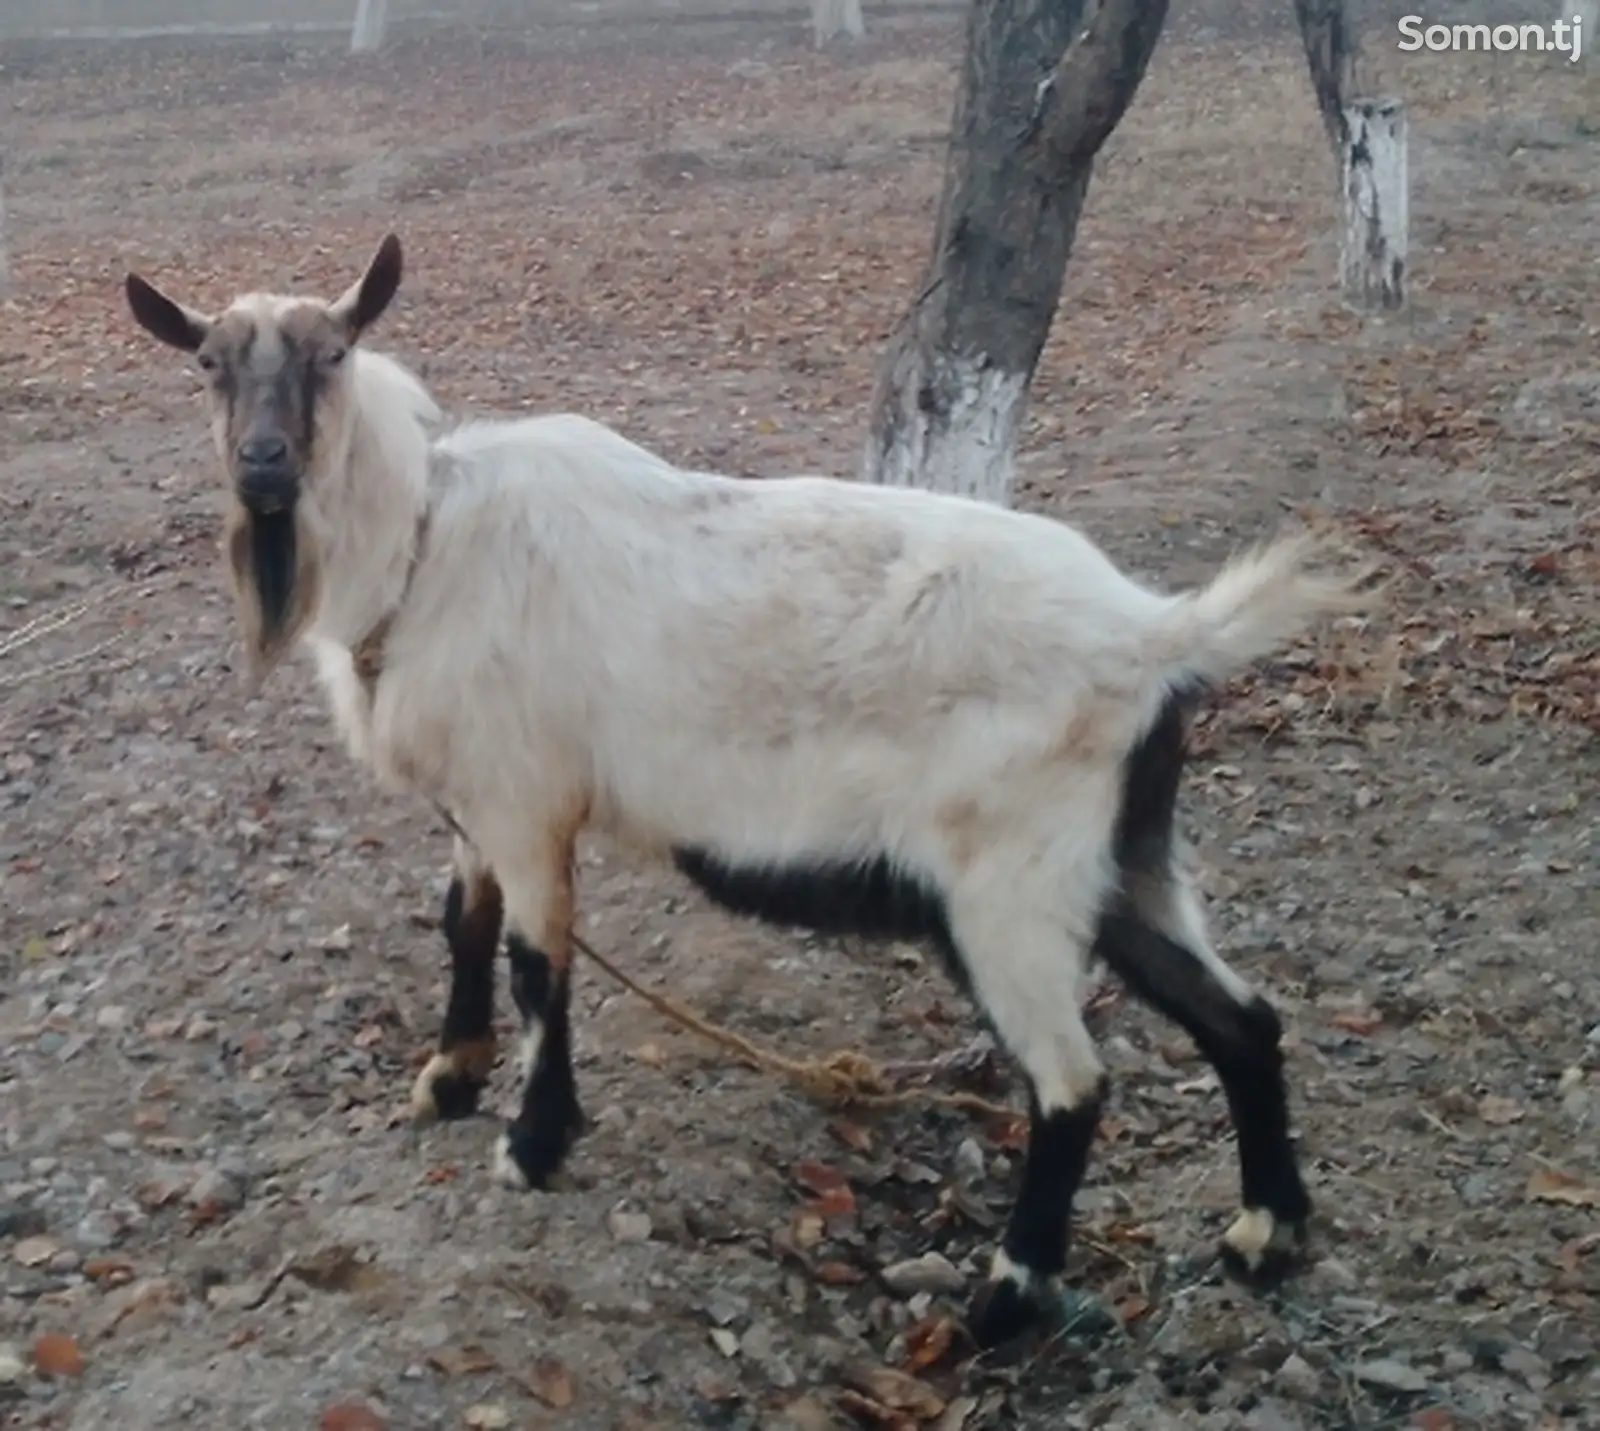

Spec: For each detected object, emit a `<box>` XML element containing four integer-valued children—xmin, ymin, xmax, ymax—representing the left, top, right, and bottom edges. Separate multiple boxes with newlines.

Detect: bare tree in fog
<box><xmin>351</xmin><ymin>0</ymin><xmax>389</xmax><ymax>54</ymax></box>
<box><xmin>0</xmin><ymin>156</ymin><xmax>9</xmax><ymax>296</ymax></box>
<box><xmin>1292</xmin><ymin>0</ymin><xmax>1357</xmax><ymax>155</ymax></box>
<box><xmin>863</xmin><ymin>0</ymin><xmax>1169</xmax><ymax>504</ymax></box>
<box><xmin>813</xmin><ymin>0</ymin><xmax>866</xmax><ymax>48</ymax></box>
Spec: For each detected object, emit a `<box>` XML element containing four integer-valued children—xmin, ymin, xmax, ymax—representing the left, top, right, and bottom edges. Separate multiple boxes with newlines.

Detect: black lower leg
<box><xmin>1095</xmin><ymin>906</ymin><xmax>1310</xmax><ymax>1249</ymax></box>
<box><xmin>500</xmin><ymin>934</ymin><xmax>585</xmax><ymax>1188</ymax></box>
<box><xmin>423</xmin><ymin>872</ymin><xmax>503</xmax><ymax>1119</ymax></box>
<box><xmin>969</xmin><ymin>1080</ymin><xmax>1105</xmax><ymax>1348</ymax></box>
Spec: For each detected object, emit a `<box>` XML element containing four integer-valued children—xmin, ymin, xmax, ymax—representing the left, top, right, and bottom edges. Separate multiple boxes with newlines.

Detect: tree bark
<box><xmin>350</xmin><ymin>0</ymin><xmax>388</xmax><ymax>54</ymax></box>
<box><xmin>1340</xmin><ymin>97</ymin><xmax>1407</xmax><ymax>312</ymax></box>
<box><xmin>0</xmin><ymin>157</ymin><xmax>10</xmax><ymax>296</ymax></box>
<box><xmin>863</xmin><ymin>0</ymin><xmax>1171</xmax><ymax>504</ymax></box>
<box><xmin>812</xmin><ymin>0</ymin><xmax>866</xmax><ymax>49</ymax></box>
<box><xmin>1291</xmin><ymin>0</ymin><xmax>1358</xmax><ymax>157</ymax></box>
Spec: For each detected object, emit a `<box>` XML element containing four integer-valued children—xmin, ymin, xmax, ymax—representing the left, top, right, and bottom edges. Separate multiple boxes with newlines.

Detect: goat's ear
<box><xmin>125</xmin><ymin>273</ymin><xmax>211</xmax><ymax>353</ymax></box>
<box><xmin>331</xmin><ymin>232</ymin><xmax>403</xmax><ymax>341</ymax></box>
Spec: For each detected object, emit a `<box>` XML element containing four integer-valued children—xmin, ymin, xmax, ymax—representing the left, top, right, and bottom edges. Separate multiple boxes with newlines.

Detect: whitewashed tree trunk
<box><xmin>350</xmin><ymin>0</ymin><xmax>388</xmax><ymax>54</ymax></box>
<box><xmin>863</xmin><ymin>0</ymin><xmax>1171</xmax><ymax>505</ymax></box>
<box><xmin>811</xmin><ymin>0</ymin><xmax>865</xmax><ymax>49</ymax></box>
<box><xmin>1340</xmin><ymin>98</ymin><xmax>1407</xmax><ymax>313</ymax></box>
<box><xmin>870</xmin><ymin>356</ymin><xmax>1028</xmax><ymax>497</ymax></box>
<box><xmin>0</xmin><ymin>159</ymin><xmax>10</xmax><ymax>296</ymax></box>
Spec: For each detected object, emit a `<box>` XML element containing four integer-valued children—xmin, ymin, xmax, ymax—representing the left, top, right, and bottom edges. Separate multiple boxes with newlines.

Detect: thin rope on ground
<box><xmin>570</xmin><ymin>930</ymin><xmax>1017</xmax><ymax>1122</ymax></box>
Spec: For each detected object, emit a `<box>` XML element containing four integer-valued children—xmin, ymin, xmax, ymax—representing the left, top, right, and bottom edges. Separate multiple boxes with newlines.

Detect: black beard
<box><xmin>249</xmin><ymin>508</ymin><xmax>297</xmax><ymax>640</ymax></box>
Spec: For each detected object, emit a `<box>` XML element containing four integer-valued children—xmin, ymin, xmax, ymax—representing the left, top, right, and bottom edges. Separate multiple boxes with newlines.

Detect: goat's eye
<box><xmin>196</xmin><ymin>353</ymin><xmax>218</xmax><ymax>373</ymax></box>
<box><xmin>325</xmin><ymin>347</ymin><xmax>347</xmax><ymax>367</ymax></box>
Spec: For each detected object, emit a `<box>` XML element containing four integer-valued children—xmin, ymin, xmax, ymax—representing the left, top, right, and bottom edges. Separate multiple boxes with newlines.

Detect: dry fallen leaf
<box><xmin>1527</xmin><ymin>1168</ymin><xmax>1600</xmax><ymax>1207</ymax></box>
<box><xmin>830</xmin><ymin>1118</ymin><xmax>875</xmax><ymax>1154</ymax></box>
<box><xmin>839</xmin><ymin>1362</ymin><xmax>945</xmax><ymax>1421</ymax></box>
<box><xmin>1330</xmin><ymin>1010</ymin><xmax>1383</xmax><ymax>1036</ymax></box>
<box><xmin>1477</xmin><ymin>1094</ymin><xmax>1524</xmax><ymax>1126</ymax></box>
<box><xmin>525</xmin><ymin>1355</ymin><xmax>575</xmax><ymax>1409</ymax></box>
<box><xmin>1412</xmin><ymin>1410</ymin><xmax>1456</xmax><ymax>1431</ymax></box>
<box><xmin>83</xmin><ymin>1256</ymin><xmax>135</xmax><ymax>1284</ymax></box>
<box><xmin>902</xmin><ymin>1315</ymin><xmax>957</xmax><ymax>1373</ymax></box>
<box><xmin>791</xmin><ymin>1209</ymin><xmax>826</xmax><ymax>1250</ymax></box>
<box><xmin>32</xmin><ymin>1333</ymin><xmax>85</xmax><ymax>1377</ymax></box>
<box><xmin>814</xmin><ymin>1260</ymin><xmax>866</xmax><ymax>1286</ymax></box>
<box><xmin>427</xmin><ymin>1345</ymin><xmax>499</xmax><ymax>1377</ymax></box>
<box><xmin>836</xmin><ymin>1390</ymin><xmax>917</xmax><ymax>1431</ymax></box>
<box><xmin>320</xmin><ymin>1404</ymin><xmax>386</xmax><ymax>1431</ymax></box>
<box><xmin>289</xmin><ymin>1245</ymin><xmax>385</xmax><ymax>1294</ymax></box>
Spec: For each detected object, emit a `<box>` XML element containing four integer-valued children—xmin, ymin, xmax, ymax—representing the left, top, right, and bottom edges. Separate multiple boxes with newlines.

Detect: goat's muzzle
<box><xmin>235</xmin><ymin>437</ymin><xmax>300</xmax><ymax>515</ymax></box>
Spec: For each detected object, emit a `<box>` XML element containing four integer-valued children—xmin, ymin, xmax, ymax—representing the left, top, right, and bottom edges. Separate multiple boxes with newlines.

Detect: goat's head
<box><xmin>124</xmin><ymin>234</ymin><xmax>404</xmax><ymax>678</ymax></box>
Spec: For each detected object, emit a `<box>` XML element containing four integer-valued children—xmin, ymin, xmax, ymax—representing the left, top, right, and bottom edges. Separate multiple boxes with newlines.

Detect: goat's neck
<box><xmin>305</xmin><ymin>399</ymin><xmax>431</xmax><ymax>654</ymax></box>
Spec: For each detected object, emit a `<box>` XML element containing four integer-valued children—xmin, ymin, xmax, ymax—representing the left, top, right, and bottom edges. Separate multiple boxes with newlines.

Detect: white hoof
<box><xmin>490</xmin><ymin>1131</ymin><xmax>532</xmax><ymax>1191</ymax></box>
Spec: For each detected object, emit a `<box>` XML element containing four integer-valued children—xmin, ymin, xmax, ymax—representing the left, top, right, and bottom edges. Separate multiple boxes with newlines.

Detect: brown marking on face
<box><xmin>198</xmin><ymin>300</ymin><xmax>354</xmax><ymax>493</ymax></box>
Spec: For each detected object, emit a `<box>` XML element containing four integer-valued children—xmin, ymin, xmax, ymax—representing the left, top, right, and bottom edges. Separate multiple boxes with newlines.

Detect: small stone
<box><xmin>739</xmin><ymin>1321</ymin><xmax>776</xmax><ymax>1362</ymax></box>
<box><xmin>952</xmin><ymin>1139</ymin><xmax>987</xmax><ymax>1184</ymax></box>
<box><xmin>1246</xmin><ymin>1399</ymin><xmax>1307</xmax><ymax>1431</ymax></box>
<box><xmin>608</xmin><ymin>1209</ymin><xmax>652</xmax><ymax>1244</ymax></box>
<box><xmin>14</xmin><ymin>1235</ymin><xmax>59</xmax><ymax>1267</ymax></box>
<box><xmin>185</xmin><ymin>1016</ymin><xmax>218</xmax><ymax>1041</ymax></box>
<box><xmin>95</xmin><ymin>1005</ymin><xmax>130</xmax><ymax>1031</ymax></box>
<box><xmin>705</xmin><ymin>1291</ymin><xmax>748</xmax><ymax>1328</ymax></box>
<box><xmin>0</xmin><ymin>1202</ymin><xmax>48</xmax><ymax>1240</ymax></box>
<box><xmin>709</xmin><ymin>1328</ymin><xmax>740</xmax><ymax>1358</ymax></box>
<box><xmin>188</xmin><ymin>1168</ymin><xmax>245</xmax><ymax>1212</ymax></box>
<box><xmin>1354</xmin><ymin>1358</ymin><xmax>1428</xmax><ymax>1394</ymax></box>
<box><xmin>1274</xmin><ymin>1353</ymin><xmax>1321</xmax><ymax>1401</ymax></box>
<box><xmin>463</xmin><ymin>1405</ymin><xmax>510</xmax><ymax>1429</ymax></box>
<box><xmin>1497</xmin><ymin>1344</ymin><xmax>1548</xmax><ymax>1389</ymax></box>
<box><xmin>1309</xmin><ymin>1256</ymin><xmax>1360</xmax><ymax>1290</ymax></box>
<box><xmin>881</xmin><ymin>1252</ymin><xmax>966</xmax><ymax>1297</ymax></box>
<box><xmin>0</xmin><ymin>1345</ymin><xmax>26</xmax><ymax>1385</ymax></box>
<box><xmin>102</xmin><ymin>1132</ymin><xmax>136</xmax><ymax>1152</ymax></box>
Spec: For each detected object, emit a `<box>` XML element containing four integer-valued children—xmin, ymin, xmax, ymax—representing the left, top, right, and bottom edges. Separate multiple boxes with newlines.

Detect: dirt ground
<box><xmin>1</xmin><ymin>6</ymin><xmax>1596</xmax><ymax>1430</ymax></box>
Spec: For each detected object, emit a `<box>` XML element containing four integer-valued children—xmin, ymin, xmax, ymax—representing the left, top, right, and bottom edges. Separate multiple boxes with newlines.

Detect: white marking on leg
<box><xmin>1223</xmin><ymin>1206</ymin><xmax>1278</xmax><ymax>1268</ymax></box>
<box><xmin>1132</xmin><ymin>856</ymin><xmax>1260</xmax><ymax>1009</ymax></box>
<box><xmin>491</xmin><ymin>1131</ymin><xmax>532</xmax><ymax>1190</ymax></box>
<box><xmin>987</xmin><ymin>1247</ymin><xmax>1035</xmax><ymax>1292</ymax></box>
<box><xmin>515</xmin><ymin>1019</ymin><xmax>545</xmax><ymax>1086</ymax></box>
<box><xmin>409</xmin><ymin>1053</ymin><xmax>455</xmax><ymax>1125</ymax></box>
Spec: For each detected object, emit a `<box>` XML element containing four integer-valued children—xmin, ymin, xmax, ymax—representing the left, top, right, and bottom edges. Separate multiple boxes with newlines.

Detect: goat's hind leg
<box><xmin>945</xmin><ymin>894</ymin><xmax>1110</xmax><ymax>1349</ymax></box>
<box><xmin>1097</xmin><ymin>868</ymin><xmax>1312</xmax><ymax>1280</ymax></box>
<box><xmin>412</xmin><ymin>834</ymin><xmax>504</xmax><ymax>1123</ymax></box>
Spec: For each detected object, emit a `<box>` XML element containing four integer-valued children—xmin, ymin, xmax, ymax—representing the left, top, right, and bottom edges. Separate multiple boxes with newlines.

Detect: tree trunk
<box><xmin>863</xmin><ymin>0</ymin><xmax>1171</xmax><ymax>504</ymax></box>
<box><xmin>350</xmin><ymin>0</ymin><xmax>388</xmax><ymax>54</ymax></box>
<box><xmin>1340</xmin><ymin>98</ymin><xmax>1407</xmax><ymax>313</ymax></box>
<box><xmin>1291</xmin><ymin>0</ymin><xmax>1358</xmax><ymax>156</ymax></box>
<box><xmin>812</xmin><ymin>0</ymin><xmax>866</xmax><ymax>49</ymax></box>
<box><xmin>0</xmin><ymin>158</ymin><xmax>9</xmax><ymax>296</ymax></box>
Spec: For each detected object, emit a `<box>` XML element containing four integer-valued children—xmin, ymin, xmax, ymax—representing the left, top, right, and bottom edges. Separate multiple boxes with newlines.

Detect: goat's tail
<box><xmin>1150</xmin><ymin>532</ymin><xmax>1378</xmax><ymax>693</ymax></box>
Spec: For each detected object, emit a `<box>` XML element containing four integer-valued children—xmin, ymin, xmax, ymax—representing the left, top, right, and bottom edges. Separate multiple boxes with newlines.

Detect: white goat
<box><xmin>124</xmin><ymin>235</ymin><xmax>1366</xmax><ymax>1348</ymax></box>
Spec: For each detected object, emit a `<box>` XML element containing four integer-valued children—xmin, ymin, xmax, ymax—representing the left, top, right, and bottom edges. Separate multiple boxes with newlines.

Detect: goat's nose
<box><xmin>238</xmin><ymin>435</ymin><xmax>289</xmax><ymax>473</ymax></box>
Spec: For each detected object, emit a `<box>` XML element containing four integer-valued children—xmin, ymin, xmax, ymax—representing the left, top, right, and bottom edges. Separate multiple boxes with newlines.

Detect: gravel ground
<box><xmin>1</xmin><ymin>7</ymin><xmax>1596</xmax><ymax>1430</ymax></box>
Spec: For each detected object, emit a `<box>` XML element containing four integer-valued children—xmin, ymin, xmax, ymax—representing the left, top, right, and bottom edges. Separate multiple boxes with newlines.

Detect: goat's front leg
<box><xmin>411</xmin><ymin>835</ymin><xmax>504</xmax><ymax>1123</ymax></box>
<box><xmin>484</xmin><ymin>826</ymin><xmax>587</xmax><ymax>1190</ymax></box>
